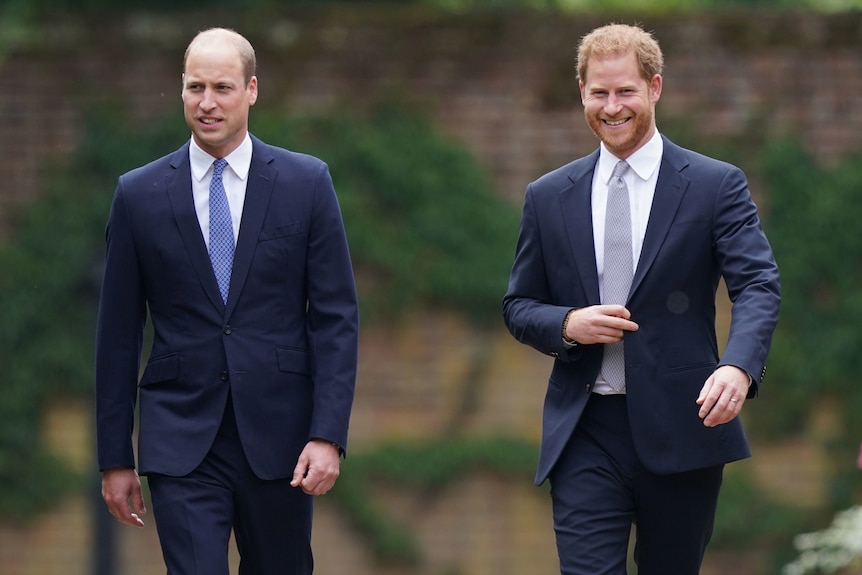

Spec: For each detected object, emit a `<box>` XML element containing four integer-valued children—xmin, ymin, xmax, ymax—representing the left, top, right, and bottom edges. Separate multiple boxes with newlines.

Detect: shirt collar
<box><xmin>189</xmin><ymin>133</ymin><xmax>253</xmax><ymax>182</ymax></box>
<box><xmin>598</xmin><ymin>130</ymin><xmax>663</xmax><ymax>184</ymax></box>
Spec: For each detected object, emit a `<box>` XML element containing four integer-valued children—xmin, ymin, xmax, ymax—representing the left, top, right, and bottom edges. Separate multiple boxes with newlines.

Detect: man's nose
<box><xmin>604</xmin><ymin>94</ymin><xmax>624</xmax><ymax>114</ymax></box>
<box><xmin>199</xmin><ymin>89</ymin><xmax>217</xmax><ymax>110</ymax></box>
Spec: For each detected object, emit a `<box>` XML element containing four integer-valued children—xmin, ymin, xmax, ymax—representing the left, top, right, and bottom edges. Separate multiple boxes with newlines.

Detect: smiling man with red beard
<box><xmin>502</xmin><ymin>23</ymin><xmax>780</xmax><ymax>575</ymax></box>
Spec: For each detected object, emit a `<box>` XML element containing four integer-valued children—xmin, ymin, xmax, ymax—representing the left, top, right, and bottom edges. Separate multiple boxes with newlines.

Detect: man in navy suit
<box><xmin>502</xmin><ymin>24</ymin><xmax>780</xmax><ymax>575</ymax></box>
<box><xmin>96</xmin><ymin>27</ymin><xmax>359</xmax><ymax>575</ymax></box>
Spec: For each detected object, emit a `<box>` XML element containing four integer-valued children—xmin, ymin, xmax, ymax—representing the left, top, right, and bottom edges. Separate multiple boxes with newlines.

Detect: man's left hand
<box><xmin>290</xmin><ymin>439</ymin><xmax>341</xmax><ymax>495</ymax></box>
<box><xmin>696</xmin><ymin>365</ymin><xmax>750</xmax><ymax>427</ymax></box>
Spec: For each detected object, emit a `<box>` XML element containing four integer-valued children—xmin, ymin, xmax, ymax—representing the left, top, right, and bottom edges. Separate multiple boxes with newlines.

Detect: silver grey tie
<box><xmin>600</xmin><ymin>160</ymin><xmax>632</xmax><ymax>392</ymax></box>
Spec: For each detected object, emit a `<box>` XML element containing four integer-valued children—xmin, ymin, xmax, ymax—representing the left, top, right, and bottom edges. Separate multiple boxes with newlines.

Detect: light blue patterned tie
<box><xmin>209</xmin><ymin>158</ymin><xmax>234</xmax><ymax>305</ymax></box>
<box><xmin>600</xmin><ymin>161</ymin><xmax>633</xmax><ymax>392</ymax></box>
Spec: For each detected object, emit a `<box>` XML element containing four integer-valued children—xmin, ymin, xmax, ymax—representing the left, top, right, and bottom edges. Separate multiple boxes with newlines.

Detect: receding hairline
<box><xmin>183</xmin><ymin>27</ymin><xmax>257</xmax><ymax>85</ymax></box>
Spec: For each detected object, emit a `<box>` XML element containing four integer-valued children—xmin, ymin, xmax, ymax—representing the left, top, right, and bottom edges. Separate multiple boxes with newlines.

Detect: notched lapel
<box><xmin>560</xmin><ymin>160</ymin><xmax>600</xmax><ymax>304</ymax></box>
<box><xmin>225</xmin><ymin>152</ymin><xmax>276</xmax><ymax>318</ymax></box>
<box><xmin>629</xmin><ymin>152</ymin><xmax>690</xmax><ymax>299</ymax></box>
<box><xmin>166</xmin><ymin>150</ymin><xmax>226</xmax><ymax>311</ymax></box>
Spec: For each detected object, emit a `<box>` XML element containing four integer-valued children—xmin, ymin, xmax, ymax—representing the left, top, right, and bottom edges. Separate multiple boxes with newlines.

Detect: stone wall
<box><xmin>2</xmin><ymin>6</ymin><xmax>861</xmax><ymax>574</ymax></box>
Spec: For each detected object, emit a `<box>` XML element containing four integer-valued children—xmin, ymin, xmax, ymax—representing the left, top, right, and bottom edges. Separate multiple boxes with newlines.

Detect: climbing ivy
<box><xmin>753</xmin><ymin>140</ymin><xmax>862</xmax><ymax>509</ymax></box>
<box><xmin>330</xmin><ymin>436</ymin><xmax>539</xmax><ymax>565</ymax></box>
<box><xmin>251</xmin><ymin>100</ymin><xmax>520</xmax><ymax>326</ymax></box>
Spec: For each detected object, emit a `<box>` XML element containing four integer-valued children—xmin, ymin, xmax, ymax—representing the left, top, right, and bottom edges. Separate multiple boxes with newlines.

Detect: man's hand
<box><xmin>564</xmin><ymin>304</ymin><xmax>639</xmax><ymax>345</ymax></box>
<box><xmin>101</xmin><ymin>467</ymin><xmax>146</xmax><ymax>527</ymax></box>
<box><xmin>696</xmin><ymin>365</ymin><xmax>750</xmax><ymax>427</ymax></box>
<box><xmin>290</xmin><ymin>439</ymin><xmax>341</xmax><ymax>496</ymax></box>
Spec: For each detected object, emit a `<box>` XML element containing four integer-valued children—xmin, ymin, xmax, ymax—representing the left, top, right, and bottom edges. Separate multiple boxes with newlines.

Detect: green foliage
<box><xmin>752</xmin><ymin>141</ymin><xmax>862</xmax><ymax>436</ymax></box>
<box><xmin>750</xmin><ymin>140</ymin><xmax>862</xmax><ymax>512</ymax></box>
<box><xmin>330</xmin><ymin>436</ymin><xmax>539</xmax><ymax>565</ymax></box>
<box><xmin>0</xmin><ymin>108</ymin><xmax>186</xmax><ymax>520</ymax></box>
<box><xmin>4</xmin><ymin>0</ymin><xmax>862</xmax><ymax>19</ymax></box>
<box><xmin>251</xmin><ymin>100</ymin><xmax>520</xmax><ymax>326</ymax></box>
<box><xmin>711</xmin><ymin>470</ymin><xmax>808</xmax><ymax>550</ymax></box>
<box><xmin>553</xmin><ymin>0</ymin><xmax>861</xmax><ymax>9</ymax></box>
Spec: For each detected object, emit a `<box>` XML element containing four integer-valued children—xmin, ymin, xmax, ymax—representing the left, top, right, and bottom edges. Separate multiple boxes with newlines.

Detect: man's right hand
<box><xmin>101</xmin><ymin>467</ymin><xmax>146</xmax><ymax>527</ymax></box>
<box><xmin>564</xmin><ymin>304</ymin><xmax>639</xmax><ymax>345</ymax></box>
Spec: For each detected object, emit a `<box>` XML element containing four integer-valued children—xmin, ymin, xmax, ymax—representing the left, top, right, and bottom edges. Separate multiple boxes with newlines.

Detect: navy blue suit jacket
<box><xmin>96</xmin><ymin>135</ymin><xmax>359</xmax><ymax>480</ymax></box>
<box><xmin>502</xmin><ymin>136</ymin><xmax>780</xmax><ymax>485</ymax></box>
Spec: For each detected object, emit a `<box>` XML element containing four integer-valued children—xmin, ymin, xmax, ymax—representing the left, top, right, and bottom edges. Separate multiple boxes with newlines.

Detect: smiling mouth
<box><xmin>604</xmin><ymin>118</ymin><xmax>629</xmax><ymax>127</ymax></box>
<box><xmin>200</xmin><ymin>118</ymin><xmax>221</xmax><ymax>125</ymax></box>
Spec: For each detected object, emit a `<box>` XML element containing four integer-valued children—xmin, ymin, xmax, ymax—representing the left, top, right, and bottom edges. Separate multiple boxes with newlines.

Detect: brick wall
<box><xmin>2</xmin><ymin>7</ymin><xmax>859</xmax><ymax>574</ymax></box>
<box><xmin>3</xmin><ymin>8</ymin><xmax>862</xmax><ymax>226</ymax></box>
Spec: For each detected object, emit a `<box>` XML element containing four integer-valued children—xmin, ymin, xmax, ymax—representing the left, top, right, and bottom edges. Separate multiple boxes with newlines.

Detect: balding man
<box><xmin>96</xmin><ymin>27</ymin><xmax>359</xmax><ymax>575</ymax></box>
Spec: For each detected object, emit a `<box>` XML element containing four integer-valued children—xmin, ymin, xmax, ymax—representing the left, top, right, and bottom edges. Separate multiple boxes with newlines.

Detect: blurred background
<box><xmin>1</xmin><ymin>0</ymin><xmax>862</xmax><ymax>573</ymax></box>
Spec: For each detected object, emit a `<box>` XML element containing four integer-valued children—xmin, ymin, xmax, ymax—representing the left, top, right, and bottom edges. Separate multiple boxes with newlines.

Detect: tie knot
<box><xmin>612</xmin><ymin>160</ymin><xmax>629</xmax><ymax>180</ymax></box>
<box><xmin>213</xmin><ymin>158</ymin><xmax>228</xmax><ymax>178</ymax></box>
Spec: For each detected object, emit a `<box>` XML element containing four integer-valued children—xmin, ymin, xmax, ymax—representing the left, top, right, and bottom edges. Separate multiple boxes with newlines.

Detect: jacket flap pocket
<box><xmin>276</xmin><ymin>346</ymin><xmax>311</xmax><ymax>376</ymax></box>
<box><xmin>140</xmin><ymin>353</ymin><xmax>179</xmax><ymax>386</ymax></box>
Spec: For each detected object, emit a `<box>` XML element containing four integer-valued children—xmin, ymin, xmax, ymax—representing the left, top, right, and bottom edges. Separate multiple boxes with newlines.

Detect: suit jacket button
<box><xmin>224</xmin><ymin>325</ymin><xmax>232</xmax><ymax>335</ymax></box>
<box><xmin>220</xmin><ymin>371</ymin><xmax>229</xmax><ymax>381</ymax></box>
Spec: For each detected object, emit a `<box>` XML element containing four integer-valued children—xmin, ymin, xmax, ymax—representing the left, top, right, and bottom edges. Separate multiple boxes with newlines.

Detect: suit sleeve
<box><xmin>304</xmin><ymin>163</ymin><xmax>359</xmax><ymax>453</ymax></box>
<box><xmin>713</xmin><ymin>166</ymin><xmax>781</xmax><ymax>394</ymax></box>
<box><xmin>502</xmin><ymin>183</ymin><xmax>581</xmax><ymax>361</ymax></box>
<box><xmin>95</xmin><ymin>177</ymin><xmax>147</xmax><ymax>470</ymax></box>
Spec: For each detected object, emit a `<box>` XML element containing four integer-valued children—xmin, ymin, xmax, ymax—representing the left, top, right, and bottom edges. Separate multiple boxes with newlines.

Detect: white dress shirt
<box><xmin>189</xmin><ymin>133</ymin><xmax>253</xmax><ymax>248</ymax></box>
<box><xmin>591</xmin><ymin>130</ymin><xmax>663</xmax><ymax>394</ymax></box>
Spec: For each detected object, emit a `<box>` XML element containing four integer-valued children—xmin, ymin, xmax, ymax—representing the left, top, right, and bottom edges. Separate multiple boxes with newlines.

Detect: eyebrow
<box><xmin>184</xmin><ymin>77</ymin><xmax>238</xmax><ymax>87</ymax></box>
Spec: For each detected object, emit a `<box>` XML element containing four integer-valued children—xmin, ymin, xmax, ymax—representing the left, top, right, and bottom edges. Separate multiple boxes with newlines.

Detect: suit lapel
<box><xmin>629</xmin><ymin>138</ymin><xmax>690</xmax><ymax>299</ymax></box>
<box><xmin>560</xmin><ymin>151</ymin><xmax>601</xmax><ymax>304</ymax></box>
<box><xmin>165</xmin><ymin>144</ymin><xmax>226</xmax><ymax>311</ymax></box>
<box><xmin>225</xmin><ymin>138</ymin><xmax>276</xmax><ymax>319</ymax></box>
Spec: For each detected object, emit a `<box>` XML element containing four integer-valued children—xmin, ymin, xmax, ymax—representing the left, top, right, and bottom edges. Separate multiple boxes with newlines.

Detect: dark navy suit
<box><xmin>96</xmin><ymin>135</ymin><xmax>358</xmax><ymax>573</ymax></box>
<box><xmin>502</xmin><ymin>136</ymin><xmax>780</xmax><ymax>574</ymax></box>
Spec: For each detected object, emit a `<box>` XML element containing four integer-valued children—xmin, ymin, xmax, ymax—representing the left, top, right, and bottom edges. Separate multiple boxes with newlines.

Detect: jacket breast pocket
<box><xmin>665</xmin><ymin>219</ymin><xmax>710</xmax><ymax>237</ymax></box>
<box><xmin>259</xmin><ymin>222</ymin><xmax>303</xmax><ymax>242</ymax></box>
